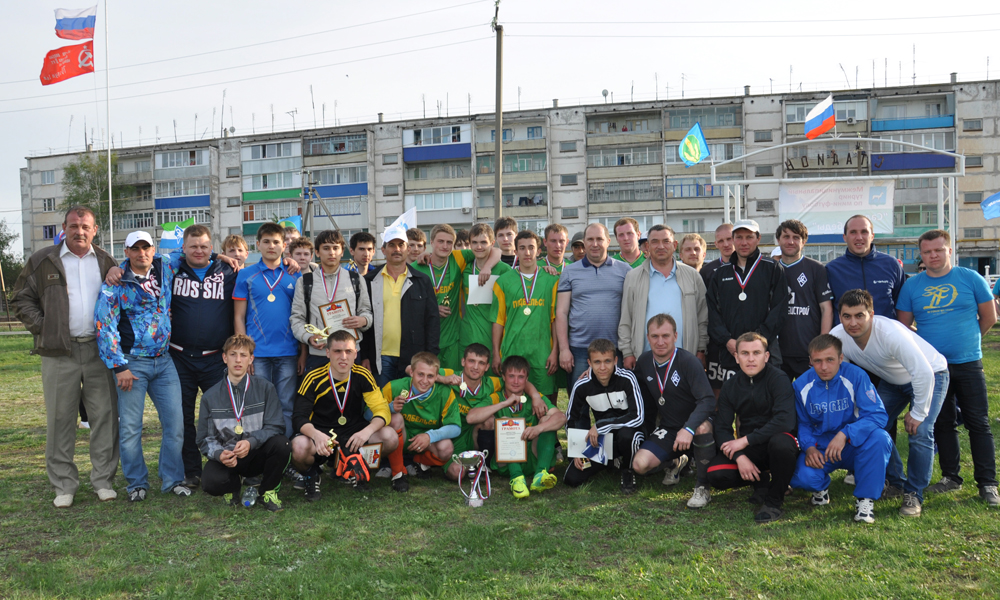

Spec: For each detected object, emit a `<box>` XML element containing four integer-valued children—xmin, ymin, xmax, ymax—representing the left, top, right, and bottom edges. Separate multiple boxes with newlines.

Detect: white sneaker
<box><xmin>811</xmin><ymin>489</ymin><xmax>830</xmax><ymax>506</ymax></box>
<box><xmin>96</xmin><ymin>488</ymin><xmax>117</xmax><ymax>502</ymax></box>
<box><xmin>78</xmin><ymin>421</ymin><xmax>90</xmax><ymax>429</ymax></box>
<box><xmin>855</xmin><ymin>498</ymin><xmax>875</xmax><ymax>523</ymax></box>
<box><xmin>171</xmin><ymin>485</ymin><xmax>193</xmax><ymax>497</ymax></box>
<box><xmin>662</xmin><ymin>455</ymin><xmax>690</xmax><ymax>486</ymax></box>
<box><xmin>844</xmin><ymin>473</ymin><xmax>855</xmax><ymax>485</ymax></box>
<box><xmin>686</xmin><ymin>485</ymin><xmax>711</xmax><ymax>509</ymax></box>
<box><xmin>374</xmin><ymin>466</ymin><xmax>392</xmax><ymax>479</ymax></box>
<box><xmin>53</xmin><ymin>494</ymin><xmax>74</xmax><ymax>508</ymax></box>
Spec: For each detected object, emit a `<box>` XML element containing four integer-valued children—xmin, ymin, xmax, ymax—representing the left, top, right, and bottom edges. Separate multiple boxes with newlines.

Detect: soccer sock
<box><xmin>388</xmin><ymin>428</ymin><xmax>405</xmax><ymax>476</ymax></box>
<box><xmin>534</xmin><ymin>431</ymin><xmax>557</xmax><ymax>474</ymax></box>
<box><xmin>692</xmin><ymin>433</ymin><xmax>716</xmax><ymax>486</ymax></box>
<box><xmin>508</xmin><ymin>463</ymin><xmax>524</xmax><ymax>479</ymax></box>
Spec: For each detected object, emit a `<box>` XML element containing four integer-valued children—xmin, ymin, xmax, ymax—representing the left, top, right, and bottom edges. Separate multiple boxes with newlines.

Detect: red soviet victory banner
<box><xmin>40</xmin><ymin>40</ymin><xmax>94</xmax><ymax>86</ymax></box>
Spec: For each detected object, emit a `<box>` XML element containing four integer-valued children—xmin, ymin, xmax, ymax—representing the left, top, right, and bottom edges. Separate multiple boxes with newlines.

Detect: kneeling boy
<box><xmin>446</xmin><ymin>343</ymin><xmax>503</xmax><ymax>480</ymax></box>
<box><xmin>197</xmin><ymin>334</ymin><xmax>290</xmax><ymax>511</ymax></box>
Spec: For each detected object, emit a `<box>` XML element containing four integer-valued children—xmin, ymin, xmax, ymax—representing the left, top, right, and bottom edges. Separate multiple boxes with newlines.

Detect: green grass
<box><xmin>1</xmin><ymin>334</ymin><xmax>999</xmax><ymax>599</ymax></box>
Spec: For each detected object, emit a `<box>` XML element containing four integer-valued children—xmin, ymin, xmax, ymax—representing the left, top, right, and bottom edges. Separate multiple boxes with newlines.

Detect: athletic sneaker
<box><xmin>531</xmin><ymin>471</ymin><xmax>557</xmax><ymax>492</ymax></box>
<box><xmin>927</xmin><ymin>476</ymin><xmax>962</xmax><ymax>494</ymax></box>
<box><xmin>95</xmin><ymin>488</ymin><xmax>117</xmax><ymax>502</ymax></box>
<box><xmin>53</xmin><ymin>494</ymin><xmax>74</xmax><ymax>508</ymax></box>
<box><xmin>843</xmin><ymin>473</ymin><xmax>856</xmax><ymax>486</ymax></box>
<box><xmin>811</xmin><ymin>489</ymin><xmax>830</xmax><ymax>506</ymax></box>
<box><xmin>222</xmin><ymin>492</ymin><xmax>240</xmax><ymax>507</ymax></box>
<box><xmin>854</xmin><ymin>498</ymin><xmax>876</xmax><ymax>523</ymax></box>
<box><xmin>511</xmin><ymin>475</ymin><xmax>530</xmax><ymax>499</ymax></box>
<box><xmin>171</xmin><ymin>485</ymin><xmax>192</xmax><ymax>497</ymax></box>
<box><xmin>899</xmin><ymin>492</ymin><xmax>922</xmax><ymax>517</ymax></box>
<box><xmin>262</xmin><ymin>490</ymin><xmax>283</xmax><ymax>512</ymax></box>
<box><xmin>374</xmin><ymin>467</ymin><xmax>392</xmax><ymax>479</ymax></box>
<box><xmin>415</xmin><ymin>464</ymin><xmax>433</xmax><ymax>480</ymax></box>
<box><xmin>662</xmin><ymin>455</ymin><xmax>689</xmax><ymax>486</ymax></box>
<box><xmin>687</xmin><ymin>486</ymin><xmax>711</xmax><ymax>509</ymax></box>
<box><xmin>286</xmin><ymin>466</ymin><xmax>306</xmax><ymax>490</ymax></box>
<box><xmin>392</xmin><ymin>474</ymin><xmax>409</xmax><ymax>493</ymax></box>
<box><xmin>980</xmin><ymin>486</ymin><xmax>1000</xmax><ymax>507</ymax></box>
<box><xmin>127</xmin><ymin>488</ymin><xmax>147</xmax><ymax>503</ymax></box>
<box><xmin>754</xmin><ymin>505</ymin><xmax>783</xmax><ymax>524</ymax></box>
<box><xmin>303</xmin><ymin>470</ymin><xmax>322</xmax><ymax>502</ymax></box>
<box><xmin>880</xmin><ymin>483</ymin><xmax>904</xmax><ymax>500</ymax></box>
<box><xmin>619</xmin><ymin>469</ymin><xmax>637</xmax><ymax>495</ymax></box>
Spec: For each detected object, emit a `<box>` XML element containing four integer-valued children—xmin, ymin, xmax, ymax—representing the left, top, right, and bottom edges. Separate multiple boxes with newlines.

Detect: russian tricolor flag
<box><xmin>54</xmin><ymin>6</ymin><xmax>97</xmax><ymax>40</ymax></box>
<box><xmin>804</xmin><ymin>94</ymin><xmax>835</xmax><ymax>140</ymax></box>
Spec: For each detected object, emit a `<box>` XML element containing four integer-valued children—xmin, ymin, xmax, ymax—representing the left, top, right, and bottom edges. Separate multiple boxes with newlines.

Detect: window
<box><xmin>925</xmin><ymin>103</ymin><xmax>942</xmax><ymax>117</ymax></box>
<box><xmin>113</xmin><ymin>211</ymin><xmax>154</xmax><ymax>230</ymax></box>
<box><xmin>411</xmin><ymin>125</ymin><xmax>464</xmax><ymax>146</ymax></box>
<box><xmin>314</xmin><ymin>195</ymin><xmax>364</xmax><ymax>217</ymax></box>
<box><xmin>591</xmin><ymin>215</ymin><xmax>663</xmax><ymax>233</ymax></box>
<box><xmin>157</xmin><ymin>209</ymin><xmax>210</xmax><ymax>226</ymax></box>
<box><xmin>562</xmin><ymin>208</ymin><xmax>579</xmax><ymax>219</ymax></box>
<box><xmin>757</xmin><ymin>200</ymin><xmax>775</xmax><ymax>212</ymax></box>
<box><xmin>405</xmin><ymin>163</ymin><xmax>468</xmax><ymax>180</ymax></box>
<box><xmin>560</xmin><ymin>174</ymin><xmax>578</xmax><ymax>186</ymax></box>
<box><xmin>559</xmin><ymin>141</ymin><xmax>577</xmax><ymax>152</ymax></box>
<box><xmin>247</xmin><ymin>172</ymin><xmax>294</xmax><ymax>191</ymax></box>
<box><xmin>41</xmin><ymin>198</ymin><xmax>56</xmax><ymax>212</ymax></box>
<box><xmin>383</xmin><ymin>153</ymin><xmax>398</xmax><ymax>165</ymax></box>
<box><xmin>518</xmin><ymin>220</ymin><xmax>548</xmax><ymax>236</ymax></box>
<box><xmin>409</xmin><ymin>191</ymin><xmax>468</xmax><ymax>211</ymax></box>
<box><xmin>42</xmin><ymin>225</ymin><xmax>57</xmax><ymax>239</ymax></box>
<box><xmin>588</xmin><ymin>115</ymin><xmax>662</xmax><ymax>134</ymax></box>
<box><xmin>665</xmin><ymin>142</ymin><xmax>742</xmax><ymax>164</ymax></box>
<box><xmin>229</xmin><ymin>227</ymin><xmax>242</xmax><ymax>236</ymax></box>
<box><xmin>754</xmin><ymin>130</ymin><xmax>773</xmax><ymax>142</ymax></box>
<box><xmin>894</xmin><ymin>204</ymin><xmax>938</xmax><ymax>226</ymax></box>
<box><xmin>682</xmin><ymin>219</ymin><xmax>705</xmax><ymax>233</ymax></box>
<box><xmin>384</xmin><ymin>185</ymin><xmax>399</xmax><ymax>196</ymax></box>
<box><xmin>664</xmin><ymin>106</ymin><xmax>740</xmax><ymax>130</ymax></box>
<box><xmin>526</xmin><ymin>126</ymin><xmax>543</xmax><ymax>139</ymax></box>
<box><xmin>877</xmin><ymin>105</ymin><xmax>905</xmax><ymax>120</ymax></box>
<box><xmin>787</xmin><ymin>101</ymin><xmax>868</xmax><ymax>123</ymax></box>
<box><xmin>965</xmin><ymin>192</ymin><xmax>984</xmax><ymax>204</ymax></box>
<box><xmin>158</xmin><ymin>150</ymin><xmax>207</xmax><ymax>168</ymax></box>
<box><xmin>490</xmin><ymin>129</ymin><xmax>514</xmax><ymax>142</ymax></box>
<box><xmin>247</xmin><ymin>143</ymin><xmax>295</xmax><ymax>160</ymax></box>
<box><xmin>154</xmin><ymin>179</ymin><xmax>209</xmax><ymax>197</ymax></box>
<box><xmin>874</xmin><ymin>132</ymin><xmax>955</xmax><ymax>153</ymax></box>
<box><xmin>241</xmin><ymin>202</ymin><xmax>299</xmax><ymax>223</ymax></box>
<box><xmin>314</xmin><ymin>165</ymin><xmax>368</xmax><ymax>185</ymax></box>
<box><xmin>589</xmin><ymin>180</ymin><xmax>664</xmax><ymax>203</ymax></box>
<box><xmin>967</xmin><ymin>156</ymin><xmax>983</xmax><ymax>168</ymax></box>
<box><xmin>665</xmin><ymin>178</ymin><xmax>722</xmax><ymax>198</ymax></box>
<box><xmin>963</xmin><ymin>119</ymin><xmax>983</xmax><ymax>131</ymax></box>
<box><xmin>41</xmin><ymin>170</ymin><xmax>55</xmax><ymax>185</ymax></box>
<box><xmin>304</xmin><ymin>134</ymin><xmax>366</xmax><ymax>156</ymax></box>
<box><xmin>588</xmin><ymin>146</ymin><xmax>662</xmax><ymax>167</ymax></box>
<box><xmin>479</xmin><ymin>189</ymin><xmax>546</xmax><ymax>208</ymax></box>
<box><xmin>139</xmin><ymin>188</ymin><xmax>152</xmax><ymax>201</ymax></box>
<box><xmin>476</xmin><ymin>153</ymin><xmax>546</xmax><ymax>174</ymax></box>
<box><xmin>227</xmin><ymin>197</ymin><xmax>241</xmax><ymax>207</ymax></box>
<box><xmin>136</xmin><ymin>161</ymin><xmax>151</xmax><ymax>173</ymax></box>
<box><xmin>756</xmin><ymin>165</ymin><xmax>774</xmax><ymax>177</ymax></box>
<box><xmin>965</xmin><ymin>228</ymin><xmax>983</xmax><ymax>239</ymax></box>
<box><xmin>226</xmin><ymin>167</ymin><xmax>240</xmax><ymax>178</ymax></box>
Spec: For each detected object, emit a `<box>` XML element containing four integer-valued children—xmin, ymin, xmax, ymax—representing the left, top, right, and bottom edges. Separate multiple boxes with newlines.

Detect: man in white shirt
<box><xmin>830</xmin><ymin>289</ymin><xmax>949</xmax><ymax>517</ymax></box>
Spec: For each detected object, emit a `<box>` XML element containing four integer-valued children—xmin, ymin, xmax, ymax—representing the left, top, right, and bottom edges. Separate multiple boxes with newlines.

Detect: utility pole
<box><xmin>493</xmin><ymin>1</ymin><xmax>503</xmax><ymax>221</ymax></box>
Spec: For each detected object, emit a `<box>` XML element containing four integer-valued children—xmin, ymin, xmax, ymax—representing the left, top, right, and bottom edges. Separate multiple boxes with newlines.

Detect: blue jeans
<box><xmin>878</xmin><ymin>370</ymin><xmax>949</xmax><ymax>501</ymax></box>
<box><xmin>117</xmin><ymin>355</ymin><xmax>185</xmax><ymax>493</ymax></box>
<box><xmin>377</xmin><ymin>355</ymin><xmax>402</xmax><ymax>388</ymax></box>
<box><xmin>254</xmin><ymin>356</ymin><xmax>297</xmax><ymax>438</ymax></box>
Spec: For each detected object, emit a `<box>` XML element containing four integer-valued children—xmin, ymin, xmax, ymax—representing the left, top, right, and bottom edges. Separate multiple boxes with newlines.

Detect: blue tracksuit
<box><xmin>825</xmin><ymin>245</ymin><xmax>905</xmax><ymax>325</ymax></box>
<box><xmin>790</xmin><ymin>362</ymin><xmax>893</xmax><ymax>499</ymax></box>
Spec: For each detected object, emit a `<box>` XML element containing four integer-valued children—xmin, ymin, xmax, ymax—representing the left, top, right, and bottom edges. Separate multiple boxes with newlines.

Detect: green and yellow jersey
<box><xmin>490</xmin><ymin>267</ymin><xmax>560</xmax><ymax>395</ymax></box>
<box><xmin>411</xmin><ymin>249</ymin><xmax>472</xmax><ymax>370</ymax></box>
<box><xmin>382</xmin><ymin>378</ymin><xmax>460</xmax><ymax>440</ymax></box>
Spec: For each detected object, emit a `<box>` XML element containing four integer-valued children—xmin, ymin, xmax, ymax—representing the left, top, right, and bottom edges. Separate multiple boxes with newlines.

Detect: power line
<box><xmin>508</xmin><ymin>28</ymin><xmax>1000</xmax><ymax>39</ymax></box>
<box><xmin>0</xmin><ymin>0</ymin><xmax>490</xmax><ymax>86</ymax></box>
<box><xmin>507</xmin><ymin>12</ymin><xmax>1000</xmax><ymax>25</ymax></box>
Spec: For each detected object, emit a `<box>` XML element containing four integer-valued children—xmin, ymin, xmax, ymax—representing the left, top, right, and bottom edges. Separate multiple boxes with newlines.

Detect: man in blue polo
<box><xmin>556</xmin><ymin>222</ymin><xmax>632</xmax><ymax>385</ymax></box>
<box><xmin>896</xmin><ymin>229</ymin><xmax>998</xmax><ymax>507</ymax></box>
<box><xmin>825</xmin><ymin>215</ymin><xmax>905</xmax><ymax>325</ymax></box>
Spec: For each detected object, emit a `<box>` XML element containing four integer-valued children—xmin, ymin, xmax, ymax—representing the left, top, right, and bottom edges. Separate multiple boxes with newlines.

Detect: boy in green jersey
<box><xmin>382</xmin><ymin>352</ymin><xmax>460</xmax><ymax>485</ymax></box>
<box><xmin>412</xmin><ymin>224</ymin><xmax>501</xmax><ymax>370</ymax></box>
<box><xmin>490</xmin><ymin>230</ymin><xmax>560</xmax><ymax>396</ymax></box>
<box><xmin>459</xmin><ymin>224</ymin><xmax>512</xmax><ymax>369</ymax></box>
<box><xmin>443</xmin><ymin>343</ymin><xmax>503</xmax><ymax>479</ymax></box>
<box><xmin>467</xmin><ymin>355</ymin><xmax>566</xmax><ymax>498</ymax></box>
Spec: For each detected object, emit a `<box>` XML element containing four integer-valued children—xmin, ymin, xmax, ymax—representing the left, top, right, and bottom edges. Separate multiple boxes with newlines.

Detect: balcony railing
<box><xmin>871</xmin><ymin>116</ymin><xmax>955</xmax><ymax>132</ymax></box>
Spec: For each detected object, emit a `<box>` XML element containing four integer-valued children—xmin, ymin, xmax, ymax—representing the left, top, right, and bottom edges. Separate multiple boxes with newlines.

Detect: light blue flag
<box><xmin>679</xmin><ymin>122</ymin><xmax>711</xmax><ymax>167</ymax></box>
<box><xmin>982</xmin><ymin>191</ymin><xmax>1000</xmax><ymax>220</ymax></box>
<box><xmin>277</xmin><ymin>215</ymin><xmax>303</xmax><ymax>233</ymax></box>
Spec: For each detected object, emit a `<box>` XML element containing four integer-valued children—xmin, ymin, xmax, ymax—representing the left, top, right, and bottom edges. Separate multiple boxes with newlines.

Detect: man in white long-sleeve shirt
<box><xmin>830</xmin><ymin>289</ymin><xmax>949</xmax><ymax>517</ymax></box>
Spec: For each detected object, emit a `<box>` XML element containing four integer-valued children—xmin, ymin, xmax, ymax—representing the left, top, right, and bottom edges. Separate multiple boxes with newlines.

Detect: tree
<box><xmin>0</xmin><ymin>218</ymin><xmax>23</xmax><ymax>296</ymax></box>
<box><xmin>60</xmin><ymin>152</ymin><xmax>136</xmax><ymax>247</ymax></box>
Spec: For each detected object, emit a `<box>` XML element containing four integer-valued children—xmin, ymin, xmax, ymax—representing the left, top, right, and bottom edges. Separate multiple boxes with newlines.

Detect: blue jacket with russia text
<box><xmin>792</xmin><ymin>361</ymin><xmax>887</xmax><ymax>451</ymax></box>
<box><xmin>825</xmin><ymin>245</ymin><xmax>905</xmax><ymax>324</ymax></box>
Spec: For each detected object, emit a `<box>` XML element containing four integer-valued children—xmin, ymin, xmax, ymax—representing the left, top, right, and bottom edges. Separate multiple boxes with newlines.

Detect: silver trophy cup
<box><xmin>454</xmin><ymin>450</ymin><xmax>489</xmax><ymax>507</ymax></box>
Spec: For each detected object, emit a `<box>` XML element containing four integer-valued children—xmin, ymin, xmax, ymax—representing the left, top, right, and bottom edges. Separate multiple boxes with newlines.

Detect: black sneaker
<box><xmin>754</xmin><ymin>505</ymin><xmax>783</xmax><ymax>524</ymax></box>
<box><xmin>180</xmin><ymin>475</ymin><xmax>201</xmax><ymax>489</ymax></box>
<box><xmin>243</xmin><ymin>475</ymin><xmax>263</xmax><ymax>487</ymax></box>
<box><xmin>287</xmin><ymin>466</ymin><xmax>306</xmax><ymax>490</ymax></box>
<box><xmin>620</xmin><ymin>469</ymin><xmax>637</xmax><ymax>495</ymax></box>
<box><xmin>392</xmin><ymin>474</ymin><xmax>410</xmax><ymax>493</ymax></box>
<box><xmin>303</xmin><ymin>470</ymin><xmax>322</xmax><ymax>502</ymax></box>
<box><xmin>415</xmin><ymin>465</ymin><xmax>433</xmax><ymax>480</ymax></box>
<box><xmin>127</xmin><ymin>488</ymin><xmax>147</xmax><ymax>503</ymax></box>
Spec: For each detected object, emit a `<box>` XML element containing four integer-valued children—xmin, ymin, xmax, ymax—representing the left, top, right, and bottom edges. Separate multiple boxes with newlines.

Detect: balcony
<box><xmin>476</xmin><ymin>205</ymin><xmax>547</xmax><ymax>220</ymax></box>
<box><xmin>871</xmin><ymin>116</ymin><xmax>955</xmax><ymax>132</ymax></box>
<box><xmin>116</xmin><ymin>170</ymin><xmax>153</xmax><ymax>185</ymax></box>
<box><xmin>315</xmin><ymin>197</ymin><xmax>365</xmax><ymax>217</ymax></box>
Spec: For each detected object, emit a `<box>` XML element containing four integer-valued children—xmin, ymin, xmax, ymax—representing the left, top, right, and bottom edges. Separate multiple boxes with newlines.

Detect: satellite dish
<box><xmin>602</xmin><ymin>89</ymin><xmax>609</xmax><ymax>98</ymax></box>
<box><xmin>229</xmin><ymin>126</ymin><xmax>236</xmax><ymax>133</ymax></box>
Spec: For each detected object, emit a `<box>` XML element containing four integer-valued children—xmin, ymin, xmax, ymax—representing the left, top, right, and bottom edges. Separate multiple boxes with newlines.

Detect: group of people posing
<box><xmin>13</xmin><ymin>207</ymin><xmax>998</xmax><ymax>523</ymax></box>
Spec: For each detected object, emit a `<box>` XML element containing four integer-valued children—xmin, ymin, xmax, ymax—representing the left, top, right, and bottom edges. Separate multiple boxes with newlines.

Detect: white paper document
<box><xmin>566</xmin><ymin>428</ymin><xmax>614</xmax><ymax>465</ymax></box>
<box><xmin>466</xmin><ymin>274</ymin><xmax>500</xmax><ymax>305</ymax></box>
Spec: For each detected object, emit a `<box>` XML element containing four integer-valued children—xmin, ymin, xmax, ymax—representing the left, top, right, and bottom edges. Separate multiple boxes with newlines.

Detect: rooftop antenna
<box><xmin>769</xmin><ymin>78</ymin><xmax>773</xmax><ymax>94</ymax></box>
<box><xmin>230</xmin><ymin>106</ymin><xmax>234</xmax><ymax>131</ymax></box>
<box><xmin>322</xmin><ymin>103</ymin><xmax>326</xmax><ymax>127</ymax></box>
<box><xmin>988</xmin><ymin>56</ymin><xmax>990</xmax><ymax>79</ymax></box>
<box><xmin>468</xmin><ymin>93</ymin><xmax>471</xmax><ymax>116</ymax></box>
<box><xmin>212</xmin><ymin>107</ymin><xmax>217</xmax><ymax>138</ymax></box>
<box><xmin>602</xmin><ymin>89</ymin><xmax>608</xmax><ymax>104</ymax></box>
<box><xmin>681</xmin><ymin>73</ymin><xmax>686</xmax><ymax>98</ymax></box>
<box><xmin>655</xmin><ymin>73</ymin><xmax>659</xmax><ymax>100</ymax></box>
<box><xmin>310</xmin><ymin>85</ymin><xmax>316</xmax><ymax>127</ymax></box>
<box><xmin>173</xmin><ymin>119</ymin><xmax>177</xmax><ymax>142</ymax></box>
<box><xmin>855</xmin><ymin>65</ymin><xmax>858</xmax><ymax>89</ymax></box>
<box><xmin>193</xmin><ymin>113</ymin><xmax>198</xmax><ymax>139</ymax></box>
<box><xmin>789</xmin><ymin>65</ymin><xmax>792</xmax><ymax>92</ymax></box>
<box><xmin>155</xmin><ymin>124</ymin><xmax>159</xmax><ymax>143</ymax></box>
<box><xmin>839</xmin><ymin>63</ymin><xmax>851</xmax><ymax>88</ymax></box>
<box><xmin>912</xmin><ymin>44</ymin><xmax>916</xmax><ymax>84</ymax></box>
<box><xmin>67</xmin><ymin>115</ymin><xmax>74</xmax><ymax>152</ymax></box>
<box><xmin>437</xmin><ymin>99</ymin><xmax>442</xmax><ymax>118</ymax></box>
<box><xmin>872</xmin><ymin>60</ymin><xmax>875</xmax><ymax>87</ymax></box>
<box><xmin>885</xmin><ymin>58</ymin><xmax>887</xmax><ymax>87</ymax></box>
<box><xmin>422</xmin><ymin>94</ymin><xmax>426</xmax><ymax>118</ymax></box>
<box><xmin>630</xmin><ymin>80</ymin><xmax>634</xmax><ymax>102</ymax></box>
<box><xmin>334</xmin><ymin>100</ymin><xmax>338</xmax><ymax>126</ymax></box>
<box><xmin>252</xmin><ymin>113</ymin><xmax>256</xmax><ymax>134</ymax></box>
<box><xmin>287</xmin><ymin>109</ymin><xmax>298</xmax><ymax>130</ymax></box>
<box><xmin>447</xmin><ymin>92</ymin><xmax>449</xmax><ymax>117</ymax></box>
<box><xmin>270</xmin><ymin>104</ymin><xmax>274</xmax><ymax>133</ymax></box>
<box><xmin>518</xmin><ymin>86</ymin><xmax>521</xmax><ymax>110</ymax></box>
<box><xmin>220</xmin><ymin>89</ymin><xmax>226</xmax><ymax>138</ymax></box>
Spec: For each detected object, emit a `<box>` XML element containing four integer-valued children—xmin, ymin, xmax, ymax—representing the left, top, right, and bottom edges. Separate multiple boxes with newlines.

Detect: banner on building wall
<box><xmin>778</xmin><ymin>180</ymin><xmax>895</xmax><ymax>236</ymax></box>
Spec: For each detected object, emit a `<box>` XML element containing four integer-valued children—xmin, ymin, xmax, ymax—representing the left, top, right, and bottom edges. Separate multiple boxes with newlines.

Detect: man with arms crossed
<box><xmin>789</xmin><ymin>334</ymin><xmax>893</xmax><ymax>523</ymax></box>
<box><xmin>631</xmin><ymin>314</ymin><xmax>716</xmax><ymax>508</ymax></box>
<box><xmin>825</xmin><ymin>215</ymin><xmax>905</xmax><ymax>324</ymax></box>
<box><xmin>831</xmin><ymin>289</ymin><xmax>949</xmax><ymax>516</ymax></box>
<box><xmin>896</xmin><ymin>230</ymin><xmax>998</xmax><ymax>506</ymax></box>
<box><xmin>707</xmin><ymin>332</ymin><xmax>799</xmax><ymax>523</ymax></box>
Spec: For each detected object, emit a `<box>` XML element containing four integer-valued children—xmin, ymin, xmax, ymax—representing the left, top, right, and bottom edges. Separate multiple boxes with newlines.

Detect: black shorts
<box><xmin>297</xmin><ymin>421</ymin><xmax>371</xmax><ymax>451</ymax></box>
<box><xmin>638</xmin><ymin>427</ymin><xmax>680</xmax><ymax>464</ymax></box>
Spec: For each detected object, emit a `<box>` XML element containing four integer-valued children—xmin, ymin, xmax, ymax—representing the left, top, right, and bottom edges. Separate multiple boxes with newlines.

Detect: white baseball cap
<box><xmin>124</xmin><ymin>231</ymin><xmax>154</xmax><ymax>248</ymax></box>
<box><xmin>732</xmin><ymin>219</ymin><xmax>760</xmax><ymax>234</ymax></box>
<box><xmin>381</xmin><ymin>225</ymin><xmax>408</xmax><ymax>245</ymax></box>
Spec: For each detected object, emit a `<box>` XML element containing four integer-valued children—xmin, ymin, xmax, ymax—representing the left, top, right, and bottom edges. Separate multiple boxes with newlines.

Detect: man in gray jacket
<box><xmin>619</xmin><ymin>224</ymin><xmax>708</xmax><ymax>370</ymax></box>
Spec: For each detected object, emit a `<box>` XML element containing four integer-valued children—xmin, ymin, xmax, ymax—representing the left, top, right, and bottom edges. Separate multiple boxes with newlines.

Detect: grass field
<box><xmin>0</xmin><ymin>334</ymin><xmax>998</xmax><ymax>599</ymax></box>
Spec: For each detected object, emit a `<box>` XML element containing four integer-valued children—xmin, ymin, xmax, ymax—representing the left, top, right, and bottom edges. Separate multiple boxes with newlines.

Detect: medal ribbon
<box><xmin>408</xmin><ymin>384</ymin><xmax>434</xmax><ymax>403</ymax></box>
<box><xmin>430</xmin><ymin>261</ymin><xmax>449</xmax><ymax>293</ymax></box>
<box><xmin>321</xmin><ymin>266</ymin><xmax>342</xmax><ymax>303</ymax></box>
<box><xmin>654</xmin><ymin>348</ymin><xmax>678</xmax><ymax>397</ymax></box>
<box><xmin>328</xmin><ymin>366</ymin><xmax>352</xmax><ymax>416</ymax></box>
<box><xmin>227</xmin><ymin>376</ymin><xmax>251</xmax><ymax>424</ymax></box>
<box><xmin>460</xmin><ymin>373</ymin><xmax>481</xmax><ymax>398</ymax></box>
<box><xmin>519</xmin><ymin>269</ymin><xmax>538</xmax><ymax>312</ymax></box>
<box><xmin>733</xmin><ymin>253</ymin><xmax>763</xmax><ymax>294</ymax></box>
<box><xmin>261</xmin><ymin>269</ymin><xmax>283</xmax><ymax>295</ymax></box>
<box><xmin>544</xmin><ymin>257</ymin><xmax>561</xmax><ymax>270</ymax></box>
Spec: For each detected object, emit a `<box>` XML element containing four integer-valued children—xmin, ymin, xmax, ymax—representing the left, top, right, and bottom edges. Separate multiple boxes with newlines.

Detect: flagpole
<box><xmin>104</xmin><ymin>0</ymin><xmax>113</xmax><ymax>251</ymax></box>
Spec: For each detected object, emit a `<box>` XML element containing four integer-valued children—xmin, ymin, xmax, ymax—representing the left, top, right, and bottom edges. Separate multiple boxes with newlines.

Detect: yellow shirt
<box><xmin>381</xmin><ymin>267</ymin><xmax>407</xmax><ymax>357</ymax></box>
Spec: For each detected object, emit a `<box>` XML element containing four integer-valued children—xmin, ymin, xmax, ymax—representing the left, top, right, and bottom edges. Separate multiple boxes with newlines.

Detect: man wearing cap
<box><xmin>96</xmin><ymin>230</ymin><xmax>190</xmax><ymax>502</ymax></box>
<box><xmin>570</xmin><ymin>232</ymin><xmax>585</xmax><ymax>262</ymax></box>
<box><xmin>12</xmin><ymin>206</ymin><xmax>120</xmax><ymax>508</ymax></box>
<box><xmin>825</xmin><ymin>215</ymin><xmax>906</xmax><ymax>325</ymax></box>
<box><xmin>707</xmin><ymin>219</ymin><xmax>788</xmax><ymax>391</ymax></box>
<box><xmin>361</xmin><ymin>226</ymin><xmax>440</xmax><ymax>387</ymax></box>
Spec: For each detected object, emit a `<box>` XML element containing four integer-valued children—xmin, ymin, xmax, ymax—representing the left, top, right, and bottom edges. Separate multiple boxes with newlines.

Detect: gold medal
<box><xmin>443</xmin><ymin>296</ymin><xmax>450</xmax><ymax>306</ymax></box>
<box><xmin>267</xmin><ymin>293</ymin><xmax>276</xmax><ymax>302</ymax></box>
<box><xmin>234</xmin><ymin>424</ymin><xmax>243</xmax><ymax>435</ymax></box>
<box><xmin>400</xmin><ymin>389</ymin><xmax>409</xmax><ymax>399</ymax></box>
<box><xmin>523</xmin><ymin>307</ymin><xmax>531</xmax><ymax>316</ymax></box>
<box><xmin>338</xmin><ymin>416</ymin><xmax>347</xmax><ymax>426</ymax></box>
